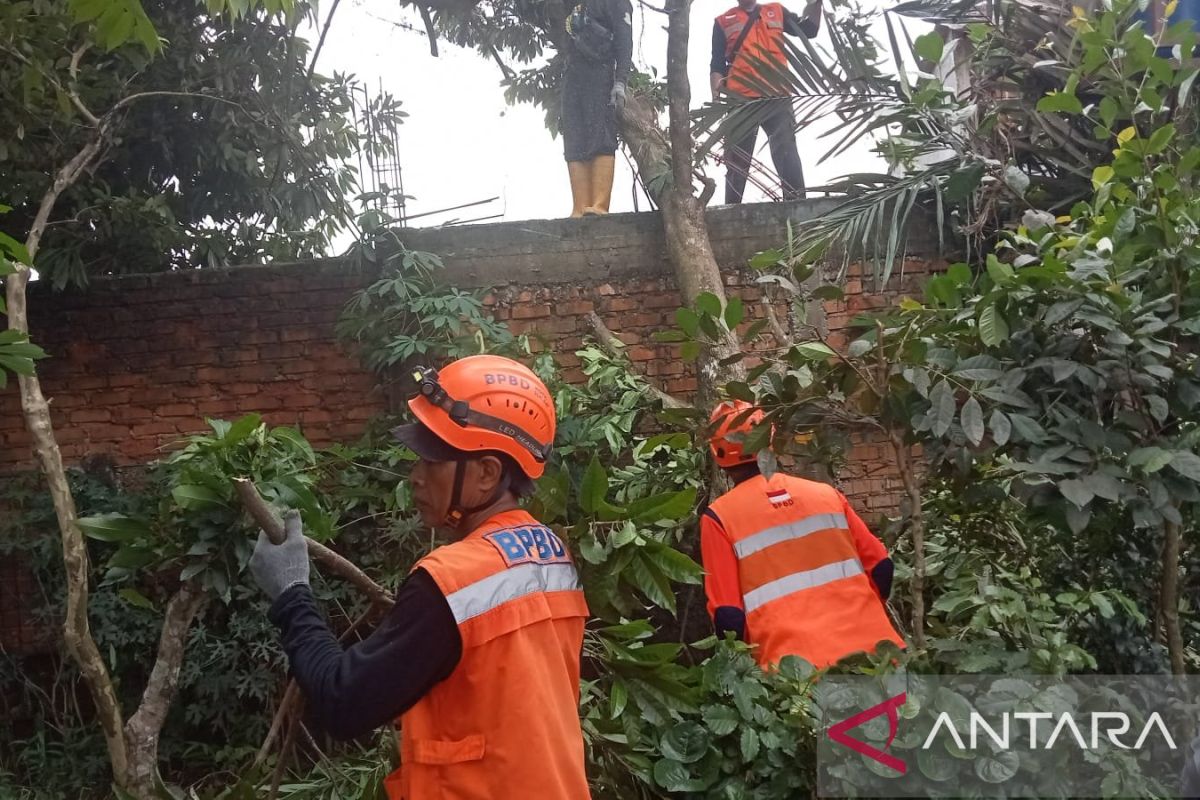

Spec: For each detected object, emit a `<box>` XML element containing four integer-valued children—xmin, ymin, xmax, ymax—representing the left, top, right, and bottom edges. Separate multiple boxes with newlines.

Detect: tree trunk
<box><xmin>889</xmin><ymin>429</ymin><xmax>925</xmax><ymax>649</ymax></box>
<box><xmin>123</xmin><ymin>583</ymin><xmax>210</xmax><ymax>797</ymax></box>
<box><xmin>617</xmin><ymin>0</ymin><xmax>744</xmax><ymax>405</ymax></box>
<box><xmin>1161</xmin><ymin>518</ymin><xmax>1185</xmax><ymax>675</ymax></box>
<box><xmin>8</xmin><ymin>121</ymin><xmax>131</xmax><ymax>784</ymax></box>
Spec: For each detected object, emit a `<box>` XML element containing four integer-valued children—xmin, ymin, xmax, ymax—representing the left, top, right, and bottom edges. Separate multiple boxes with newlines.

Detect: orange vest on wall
<box><xmin>717</xmin><ymin>3</ymin><xmax>789</xmax><ymax>97</ymax></box>
<box><xmin>384</xmin><ymin>509</ymin><xmax>591</xmax><ymax>800</ymax></box>
<box><xmin>707</xmin><ymin>474</ymin><xmax>902</xmax><ymax>668</ymax></box>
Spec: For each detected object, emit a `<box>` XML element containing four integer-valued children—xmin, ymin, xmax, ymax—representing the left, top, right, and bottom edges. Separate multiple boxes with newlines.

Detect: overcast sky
<box><xmin>315</xmin><ymin>1</ymin><xmax>900</xmax><ymax>229</ymax></box>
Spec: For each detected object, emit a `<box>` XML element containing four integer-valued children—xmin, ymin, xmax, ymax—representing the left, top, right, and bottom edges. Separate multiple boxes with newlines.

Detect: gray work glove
<box><xmin>249</xmin><ymin>510</ymin><xmax>310</xmax><ymax>601</ymax></box>
<box><xmin>610</xmin><ymin>81</ymin><xmax>627</xmax><ymax>110</ymax></box>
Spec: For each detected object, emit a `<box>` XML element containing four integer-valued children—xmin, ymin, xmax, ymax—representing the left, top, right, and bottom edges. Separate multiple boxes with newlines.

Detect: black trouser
<box><xmin>723</xmin><ymin>97</ymin><xmax>805</xmax><ymax>204</ymax></box>
<box><xmin>562</xmin><ymin>57</ymin><xmax>618</xmax><ymax>162</ymax></box>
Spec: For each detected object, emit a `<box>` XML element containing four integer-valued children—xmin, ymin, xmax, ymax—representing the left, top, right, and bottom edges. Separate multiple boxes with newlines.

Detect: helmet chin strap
<box><xmin>442</xmin><ymin>459</ymin><xmax>515</xmax><ymax>529</ymax></box>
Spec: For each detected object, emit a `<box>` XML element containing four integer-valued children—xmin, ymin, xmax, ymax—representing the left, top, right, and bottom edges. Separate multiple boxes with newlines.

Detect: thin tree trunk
<box><xmin>1161</xmin><ymin>518</ymin><xmax>1185</xmax><ymax>675</ymax></box>
<box><xmin>123</xmin><ymin>583</ymin><xmax>210</xmax><ymax>796</ymax></box>
<box><xmin>889</xmin><ymin>429</ymin><xmax>926</xmax><ymax>649</ymax></box>
<box><xmin>617</xmin><ymin>0</ymin><xmax>743</xmax><ymax>405</ymax></box>
<box><xmin>7</xmin><ymin>120</ymin><xmax>131</xmax><ymax>783</ymax></box>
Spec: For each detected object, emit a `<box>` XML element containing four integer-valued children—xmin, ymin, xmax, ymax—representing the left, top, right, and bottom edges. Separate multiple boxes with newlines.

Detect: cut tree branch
<box><xmin>585</xmin><ymin>312</ymin><xmax>692</xmax><ymax>410</ymax></box>
<box><xmin>233</xmin><ymin>478</ymin><xmax>394</xmax><ymax>608</ymax></box>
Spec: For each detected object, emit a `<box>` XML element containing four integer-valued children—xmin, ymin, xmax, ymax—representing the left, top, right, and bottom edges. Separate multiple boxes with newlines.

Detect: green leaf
<box><xmin>954</xmin><ymin>354</ymin><xmax>1003</xmax><ymax>382</ymax></box>
<box><xmin>1128</xmin><ymin>447</ymin><xmax>1173</xmax><ymax>473</ymax></box>
<box><xmin>1092</xmin><ymin>165</ymin><xmax>1115</xmax><ymax>189</ymax></box>
<box><xmin>661</xmin><ymin>722</ymin><xmax>709</xmax><ymax>764</ymax></box>
<box><xmin>986</xmin><ymin>254</ymin><xmax>1013</xmax><ymax>284</ymax></box>
<box><xmin>695</xmin><ymin>292</ymin><xmax>722</xmax><ymax>318</ymax></box>
<box><xmin>1008</xmin><ymin>414</ymin><xmax>1046</xmax><ymax>443</ymax></box>
<box><xmin>680</xmin><ymin>341</ymin><xmax>701</xmax><ymax>362</ymax></box>
<box><xmin>580</xmin><ymin>456</ymin><xmax>609</xmax><ymax>515</ymax></box>
<box><xmin>947</xmin><ymin>262</ymin><xmax>972</xmax><ymax>286</ymax></box>
<box><xmin>724</xmin><ymin>296</ymin><xmax>745</xmax><ymax>329</ymax></box>
<box><xmin>270</xmin><ymin>426</ymin><xmax>316</xmax><ymax>464</ymax></box>
<box><xmin>119</xmin><ymin>588</ymin><xmax>156</xmax><ymax>611</ymax></box>
<box><xmin>0</xmin><ymin>231</ymin><xmax>30</xmax><ymax>265</ymax></box>
<box><xmin>811</xmin><ymin>285</ymin><xmax>844</xmax><ymax>301</ymax></box>
<box><xmin>794</xmin><ymin>341</ymin><xmax>836</xmax><ymax>361</ymax></box>
<box><xmin>944</xmin><ymin>165</ymin><xmax>985</xmax><ymax>203</ymax></box>
<box><xmin>653</xmin><ymin>759</ymin><xmax>704</xmax><ymax>792</ymax></box>
<box><xmin>1113</xmin><ymin>207</ymin><xmax>1136</xmax><ymax>242</ymax></box>
<box><xmin>78</xmin><ymin>514</ymin><xmax>152</xmax><ymax>543</ymax></box>
<box><xmin>1057</xmin><ymin>479</ymin><xmax>1094</xmax><ymax>509</ymax></box>
<box><xmin>989</xmin><ymin>410</ymin><xmax>1012</xmax><ymax>446</ymax></box>
<box><xmin>1167</xmin><ymin>451</ymin><xmax>1200</xmax><ymax>483</ymax></box>
<box><xmin>702</xmin><ymin>705</ymin><xmax>740</xmax><ymax>736</ymax></box>
<box><xmin>609</xmin><ymin>678</ymin><xmax>628</xmax><ymax>718</ymax></box>
<box><xmin>108</xmin><ymin>546</ymin><xmax>157</xmax><ymax>570</ymax></box>
<box><xmin>978</xmin><ymin>305</ymin><xmax>1009</xmax><ymax>346</ymax></box>
<box><xmin>961</xmin><ymin>396</ymin><xmax>984</xmax><ymax>446</ymax></box>
<box><xmin>180</xmin><ymin>562</ymin><xmax>207</xmax><ymax>581</ymax></box>
<box><xmin>740</xmin><ymin>727</ymin><xmax>760</xmax><ymax>761</ymax></box>
<box><xmin>172</xmin><ymin>484</ymin><xmax>228</xmax><ymax>510</ymax></box>
<box><xmin>929</xmin><ymin>379</ymin><xmax>956</xmax><ymax>438</ymax></box>
<box><xmin>1037</xmin><ymin>91</ymin><xmax>1083</xmax><ymax>115</ymax></box>
<box><xmin>675</xmin><ymin>308</ymin><xmax>699</xmax><ymax>338</ymax></box>
<box><xmin>223</xmin><ymin>413</ymin><xmax>262</xmax><ymax>445</ymax></box>
<box><xmin>626</xmin><ymin>489</ymin><xmax>697</xmax><ymax>524</ymax></box>
<box><xmin>1147</xmin><ymin>123</ymin><xmax>1175</xmax><ymax>154</ymax></box>
<box><xmin>915</xmin><ymin>31</ymin><xmax>944</xmax><ymax>63</ymax></box>
<box><xmin>626</xmin><ymin>553</ymin><xmax>675</xmax><ymax>613</ymax></box>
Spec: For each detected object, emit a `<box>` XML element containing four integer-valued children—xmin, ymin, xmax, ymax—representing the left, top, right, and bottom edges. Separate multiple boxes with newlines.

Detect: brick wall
<box><xmin>0</xmin><ymin>198</ymin><xmax>936</xmax><ymax>509</ymax></box>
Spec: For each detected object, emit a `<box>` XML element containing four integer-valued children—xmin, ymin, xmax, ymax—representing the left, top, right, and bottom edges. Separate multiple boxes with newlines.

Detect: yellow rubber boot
<box><xmin>567</xmin><ymin>161</ymin><xmax>593</xmax><ymax>218</ymax></box>
<box><xmin>582</xmin><ymin>154</ymin><xmax>615</xmax><ymax>215</ymax></box>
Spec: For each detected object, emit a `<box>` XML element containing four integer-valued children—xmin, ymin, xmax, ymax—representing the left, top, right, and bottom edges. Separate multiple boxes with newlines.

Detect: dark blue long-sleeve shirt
<box><xmin>268</xmin><ymin>568</ymin><xmax>461</xmax><ymax>739</ymax></box>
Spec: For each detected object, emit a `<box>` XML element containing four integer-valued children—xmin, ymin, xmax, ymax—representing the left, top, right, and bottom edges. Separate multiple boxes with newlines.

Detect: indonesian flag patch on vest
<box><xmin>766</xmin><ymin>488</ymin><xmax>793</xmax><ymax>507</ymax></box>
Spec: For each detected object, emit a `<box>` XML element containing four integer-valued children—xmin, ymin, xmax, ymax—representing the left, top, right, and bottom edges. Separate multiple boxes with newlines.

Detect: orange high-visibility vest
<box><xmin>717</xmin><ymin>3</ymin><xmax>789</xmax><ymax>97</ymax></box>
<box><xmin>707</xmin><ymin>474</ymin><xmax>903</xmax><ymax>668</ymax></box>
<box><xmin>384</xmin><ymin>509</ymin><xmax>591</xmax><ymax>800</ymax></box>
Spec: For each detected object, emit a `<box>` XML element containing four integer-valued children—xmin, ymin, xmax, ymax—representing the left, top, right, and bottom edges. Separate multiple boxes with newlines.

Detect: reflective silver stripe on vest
<box><xmin>742</xmin><ymin>558</ymin><xmax>863</xmax><ymax>613</ymax></box>
<box><xmin>444</xmin><ymin>562</ymin><xmax>582</xmax><ymax>625</ymax></box>
<box><xmin>733</xmin><ymin>512</ymin><xmax>848</xmax><ymax>559</ymax></box>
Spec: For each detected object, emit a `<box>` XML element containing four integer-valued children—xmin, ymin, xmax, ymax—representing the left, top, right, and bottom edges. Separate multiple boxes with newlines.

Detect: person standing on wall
<box><xmin>700</xmin><ymin>400</ymin><xmax>904</xmax><ymax>669</ymax></box>
<box><xmin>711</xmin><ymin>0</ymin><xmax>823</xmax><ymax>204</ymax></box>
<box><xmin>562</xmin><ymin>0</ymin><xmax>634</xmax><ymax>217</ymax></box>
<box><xmin>248</xmin><ymin>355</ymin><xmax>591</xmax><ymax>799</ymax></box>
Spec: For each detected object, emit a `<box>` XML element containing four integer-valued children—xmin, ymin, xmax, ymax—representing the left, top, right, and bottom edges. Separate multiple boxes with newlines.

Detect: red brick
<box><xmin>156</xmin><ymin>403</ymin><xmax>197</xmax><ymax>418</ymax></box>
<box><xmin>131</xmin><ymin>422</ymin><xmax>180</xmax><ymax>438</ymax></box>
<box><xmin>197</xmin><ymin>399</ymin><xmax>243</xmax><ymax>415</ymax></box>
<box><xmin>511</xmin><ymin>304</ymin><xmax>551</xmax><ymax>320</ymax></box>
<box><xmin>229</xmin><ymin>383</ymin><xmax>260</xmax><ymax>396</ymax></box>
<box><xmin>627</xmin><ymin>346</ymin><xmax>656</xmax><ymax>362</ymax></box>
<box><xmin>70</xmin><ymin>409</ymin><xmax>112</xmax><ymax>424</ymax></box>
<box><xmin>554</xmin><ymin>300</ymin><xmax>595</xmax><ymax>315</ymax></box>
<box><xmin>602</xmin><ymin>297</ymin><xmax>640</xmax><ymax>312</ymax></box>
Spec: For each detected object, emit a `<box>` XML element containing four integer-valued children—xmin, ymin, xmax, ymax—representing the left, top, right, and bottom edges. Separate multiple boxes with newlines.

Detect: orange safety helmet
<box><xmin>708</xmin><ymin>399</ymin><xmax>767</xmax><ymax>468</ymax></box>
<box><xmin>400</xmin><ymin>355</ymin><xmax>556</xmax><ymax>479</ymax></box>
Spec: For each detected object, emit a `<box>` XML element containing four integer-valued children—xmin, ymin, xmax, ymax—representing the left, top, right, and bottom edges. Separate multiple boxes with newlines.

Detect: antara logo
<box><xmin>827</xmin><ymin>692</ymin><xmax>908</xmax><ymax>774</ymax></box>
<box><xmin>923</xmin><ymin>711</ymin><xmax>1177</xmax><ymax>751</ymax></box>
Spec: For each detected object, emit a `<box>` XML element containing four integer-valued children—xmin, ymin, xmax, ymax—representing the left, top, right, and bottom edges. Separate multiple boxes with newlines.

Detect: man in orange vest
<box><xmin>700</xmin><ymin>400</ymin><xmax>904</xmax><ymax>668</ymax></box>
<box><xmin>710</xmin><ymin>0</ymin><xmax>823</xmax><ymax>203</ymax></box>
<box><xmin>249</xmin><ymin>355</ymin><xmax>591</xmax><ymax>799</ymax></box>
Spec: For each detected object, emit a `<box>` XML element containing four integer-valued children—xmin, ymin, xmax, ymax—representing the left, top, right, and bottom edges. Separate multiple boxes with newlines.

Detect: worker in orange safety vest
<box><xmin>710</xmin><ymin>0</ymin><xmax>823</xmax><ymax>203</ymax></box>
<box><xmin>249</xmin><ymin>355</ymin><xmax>591</xmax><ymax>799</ymax></box>
<box><xmin>700</xmin><ymin>400</ymin><xmax>904</xmax><ymax>669</ymax></box>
